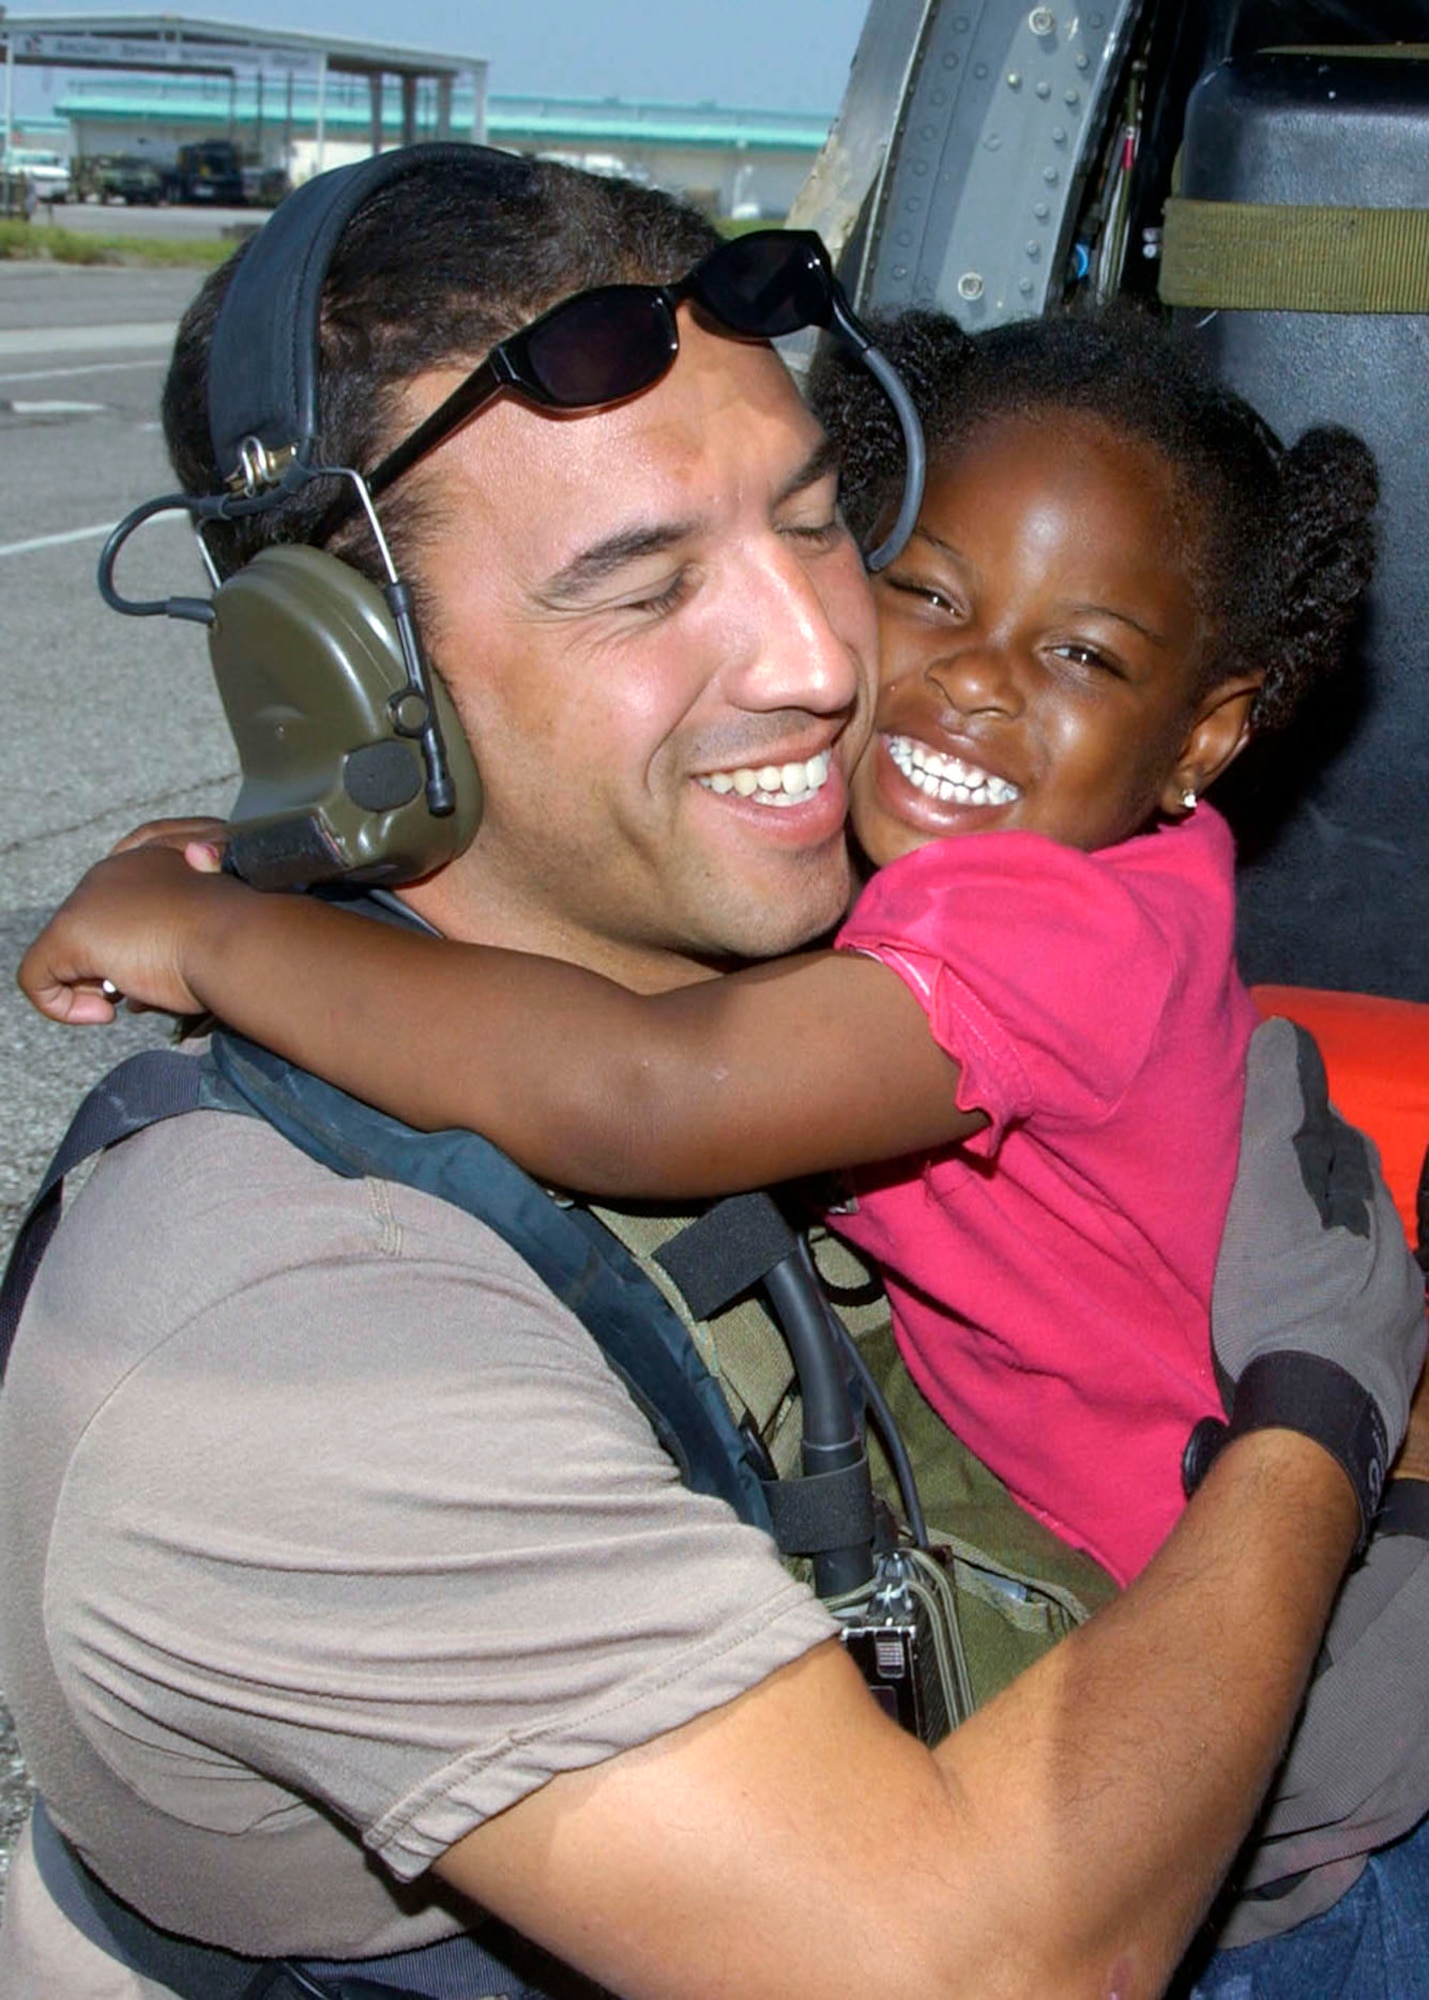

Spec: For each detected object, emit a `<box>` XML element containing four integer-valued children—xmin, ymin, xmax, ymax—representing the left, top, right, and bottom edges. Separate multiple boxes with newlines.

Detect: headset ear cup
<box><xmin>208</xmin><ymin>545</ymin><xmax>482</xmax><ymax>889</ymax></box>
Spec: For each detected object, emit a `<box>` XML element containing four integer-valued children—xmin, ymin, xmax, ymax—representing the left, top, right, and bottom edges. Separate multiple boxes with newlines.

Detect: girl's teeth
<box><xmin>886</xmin><ymin>735</ymin><xmax>1021</xmax><ymax>806</ymax></box>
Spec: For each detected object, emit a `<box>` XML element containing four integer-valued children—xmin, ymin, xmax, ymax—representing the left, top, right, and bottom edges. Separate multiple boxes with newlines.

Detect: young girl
<box><xmin>23</xmin><ymin>310</ymin><xmax>1382</xmax><ymax>1590</ymax></box>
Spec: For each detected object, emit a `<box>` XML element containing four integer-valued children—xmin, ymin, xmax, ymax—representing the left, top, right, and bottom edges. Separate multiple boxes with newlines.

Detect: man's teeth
<box><xmin>699</xmin><ymin>750</ymin><xmax>833</xmax><ymax>808</ymax></box>
<box><xmin>886</xmin><ymin>735</ymin><xmax>1021</xmax><ymax>807</ymax></box>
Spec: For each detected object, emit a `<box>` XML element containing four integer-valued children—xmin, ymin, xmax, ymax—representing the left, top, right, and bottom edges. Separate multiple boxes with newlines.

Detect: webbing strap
<box><xmin>31</xmin><ymin>1798</ymin><xmax>589</xmax><ymax>1998</ymax></box>
<box><xmin>0</xmin><ymin>1031</ymin><xmax>774</xmax><ymax>1535</ymax></box>
<box><xmin>762</xmin><ymin>1459</ymin><xmax>876</xmax><ymax>1554</ymax></box>
<box><xmin>30</xmin><ymin>1800</ymin><xmax>285</xmax><ymax>2000</ymax></box>
<box><xmin>209</xmin><ymin>1033</ymin><xmax>774</xmax><ymax>1532</ymax></box>
<box><xmin>1260</xmin><ymin>44</ymin><xmax>1429</xmax><ymax>57</ymax></box>
<box><xmin>653</xmin><ymin>1193</ymin><xmax>802</xmax><ymax>1319</ymax></box>
<box><xmin>0</xmin><ymin>1049</ymin><xmax>206</xmax><ymax>1380</ymax></box>
<box><xmin>1160</xmin><ymin>197</ymin><xmax>1429</xmax><ymax>313</ymax></box>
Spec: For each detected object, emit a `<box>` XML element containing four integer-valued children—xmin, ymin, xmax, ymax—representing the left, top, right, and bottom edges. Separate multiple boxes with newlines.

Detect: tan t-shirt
<box><xmin>0</xmin><ymin>1107</ymin><xmax>835</xmax><ymax>1960</ymax></box>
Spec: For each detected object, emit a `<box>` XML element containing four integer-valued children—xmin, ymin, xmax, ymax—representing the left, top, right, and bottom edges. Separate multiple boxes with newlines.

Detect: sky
<box><xmin>7</xmin><ymin>2</ymin><xmax>876</xmax><ymax>116</ymax></box>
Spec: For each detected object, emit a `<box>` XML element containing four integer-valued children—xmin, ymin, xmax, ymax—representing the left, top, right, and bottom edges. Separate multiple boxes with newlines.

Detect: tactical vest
<box><xmin>0</xmin><ymin>1033</ymin><xmax>1114</xmax><ymax>2000</ymax></box>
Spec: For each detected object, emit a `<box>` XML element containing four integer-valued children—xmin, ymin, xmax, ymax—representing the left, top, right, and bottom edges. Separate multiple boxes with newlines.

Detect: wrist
<box><xmin>1184</xmin><ymin>1351</ymin><xmax>1389</xmax><ymax>1550</ymax></box>
<box><xmin>1194</xmin><ymin>1423</ymin><xmax>1361</xmax><ymax>1602</ymax></box>
<box><xmin>181</xmin><ymin>870</ymin><xmax>254</xmax><ymax>1015</ymax></box>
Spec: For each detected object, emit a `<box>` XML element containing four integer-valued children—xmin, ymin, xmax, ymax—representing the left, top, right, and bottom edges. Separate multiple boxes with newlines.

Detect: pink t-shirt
<box><xmin>833</xmin><ymin>807</ymin><xmax>1258</xmax><ymax>1583</ymax></box>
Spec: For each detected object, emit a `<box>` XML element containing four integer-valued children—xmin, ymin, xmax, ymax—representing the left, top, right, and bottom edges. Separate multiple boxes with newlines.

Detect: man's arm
<box><xmin>434</xmin><ymin>1014</ymin><xmax>1423</xmax><ymax>1998</ymax></box>
<box><xmin>437</xmin><ymin>1431</ymin><xmax>1356</xmax><ymax>2000</ymax></box>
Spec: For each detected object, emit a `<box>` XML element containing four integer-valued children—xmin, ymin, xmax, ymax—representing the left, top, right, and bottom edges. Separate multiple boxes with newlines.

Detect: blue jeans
<box><xmin>1183</xmin><ymin>1815</ymin><xmax>1429</xmax><ymax>1999</ymax></box>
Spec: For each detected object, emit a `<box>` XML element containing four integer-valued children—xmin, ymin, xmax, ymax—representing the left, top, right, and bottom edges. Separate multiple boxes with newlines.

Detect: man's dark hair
<box><xmin>163</xmin><ymin>151</ymin><xmax>719</xmax><ymax>593</ymax></box>
<box><xmin>809</xmin><ymin>306</ymin><xmax>1378</xmax><ymax>733</ymax></box>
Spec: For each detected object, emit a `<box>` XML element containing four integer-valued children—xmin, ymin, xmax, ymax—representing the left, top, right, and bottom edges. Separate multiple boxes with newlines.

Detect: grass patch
<box><xmin>1</xmin><ymin>212</ymin><xmax>773</xmax><ymax>262</ymax></box>
<box><xmin>0</xmin><ymin>220</ymin><xmax>233</xmax><ymax>267</ymax></box>
<box><xmin>717</xmin><ymin>214</ymin><xmax>790</xmax><ymax>239</ymax></box>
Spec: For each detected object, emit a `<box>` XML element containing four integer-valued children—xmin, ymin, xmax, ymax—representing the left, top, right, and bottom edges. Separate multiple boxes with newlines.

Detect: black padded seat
<box><xmin>1166</xmin><ymin>48</ymin><xmax>1429</xmax><ymax>1002</ymax></box>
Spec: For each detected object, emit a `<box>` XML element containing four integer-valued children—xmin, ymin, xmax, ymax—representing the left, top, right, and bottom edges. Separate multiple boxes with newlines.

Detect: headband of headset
<box><xmin>206</xmin><ymin>141</ymin><xmax>535</xmax><ymax>493</ymax></box>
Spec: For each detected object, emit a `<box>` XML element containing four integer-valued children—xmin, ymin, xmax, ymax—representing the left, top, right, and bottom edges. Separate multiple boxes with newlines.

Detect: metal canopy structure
<box><xmin>0</xmin><ymin>12</ymin><xmax>487</xmax><ymax>172</ymax></box>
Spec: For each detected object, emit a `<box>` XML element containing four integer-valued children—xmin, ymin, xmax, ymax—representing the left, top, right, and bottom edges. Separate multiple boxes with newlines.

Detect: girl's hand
<box><xmin>109</xmin><ymin>815</ymin><xmax>228</xmax><ymax>870</ymax></box>
<box><xmin>17</xmin><ymin>847</ymin><xmax>234</xmax><ymax>1024</ymax></box>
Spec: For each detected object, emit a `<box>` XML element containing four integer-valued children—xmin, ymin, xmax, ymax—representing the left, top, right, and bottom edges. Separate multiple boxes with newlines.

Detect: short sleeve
<box><xmin>34</xmin><ymin>1113</ymin><xmax>836</xmax><ymax>1885</ymax></box>
<box><xmin>836</xmin><ymin>832</ymin><xmax>1177</xmax><ymax>1152</ymax></box>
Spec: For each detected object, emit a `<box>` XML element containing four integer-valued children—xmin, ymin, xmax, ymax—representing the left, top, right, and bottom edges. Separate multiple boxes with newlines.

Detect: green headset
<box><xmin>98</xmin><ymin>144</ymin><xmax>494</xmax><ymax>890</ymax></box>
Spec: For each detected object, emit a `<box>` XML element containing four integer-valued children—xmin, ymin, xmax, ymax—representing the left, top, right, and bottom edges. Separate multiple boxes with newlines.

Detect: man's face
<box><xmin>402</xmin><ymin>313</ymin><xmax>878</xmax><ymax>990</ymax></box>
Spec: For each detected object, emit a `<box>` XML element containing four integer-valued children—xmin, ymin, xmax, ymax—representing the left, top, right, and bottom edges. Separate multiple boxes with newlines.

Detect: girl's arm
<box><xmin>19</xmin><ymin>847</ymin><xmax>984</xmax><ymax>1198</ymax></box>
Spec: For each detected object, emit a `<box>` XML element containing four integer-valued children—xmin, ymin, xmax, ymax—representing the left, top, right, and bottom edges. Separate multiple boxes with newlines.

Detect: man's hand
<box><xmin>1197</xmin><ymin>1016</ymin><xmax>1428</xmax><ymax>1538</ymax></box>
<box><xmin>17</xmin><ymin>845</ymin><xmax>235</xmax><ymax>1023</ymax></box>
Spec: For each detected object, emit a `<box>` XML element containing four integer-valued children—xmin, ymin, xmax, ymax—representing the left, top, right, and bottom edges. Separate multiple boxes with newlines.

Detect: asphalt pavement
<box><xmin>32</xmin><ymin>196</ymin><xmax>257</xmax><ymax>242</ymax></box>
<box><xmin>0</xmin><ymin>258</ymin><xmax>241</xmax><ymax>1895</ymax></box>
<box><xmin>0</xmin><ymin>261</ymin><xmax>239</xmax><ymax>1232</ymax></box>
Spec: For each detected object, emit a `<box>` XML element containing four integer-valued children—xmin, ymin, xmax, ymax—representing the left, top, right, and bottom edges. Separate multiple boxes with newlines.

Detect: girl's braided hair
<box><xmin>809</xmin><ymin>307</ymin><xmax>1378</xmax><ymax>732</ymax></box>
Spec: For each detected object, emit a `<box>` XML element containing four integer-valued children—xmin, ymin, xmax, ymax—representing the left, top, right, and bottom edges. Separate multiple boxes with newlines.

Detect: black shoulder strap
<box><xmin>3</xmin><ymin>1041</ymin><xmax>882</xmax><ymax>1995</ymax></box>
<box><xmin>0</xmin><ymin>1049</ymin><xmax>208</xmax><ymax>1380</ymax></box>
<box><xmin>1</xmin><ymin>1036</ymin><xmax>878</xmax><ymax>1574</ymax></box>
<box><xmin>31</xmin><ymin>1792</ymin><xmax>608</xmax><ymax>1998</ymax></box>
<box><xmin>206</xmin><ymin>1031</ymin><xmax>781</xmax><ymax>1533</ymax></box>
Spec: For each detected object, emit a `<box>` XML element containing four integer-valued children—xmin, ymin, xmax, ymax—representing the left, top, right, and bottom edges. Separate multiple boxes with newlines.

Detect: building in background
<box><xmin>1</xmin><ymin>15</ymin><xmax>830</xmax><ymax>218</ymax></box>
<box><xmin>51</xmin><ymin>74</ymin><xmax>827</xmax><ymax>217</ymax></box>
<box><xmin>2</xmin><ymin>15</ymin><xmax>485</xmax><ymax>204</ymax></box>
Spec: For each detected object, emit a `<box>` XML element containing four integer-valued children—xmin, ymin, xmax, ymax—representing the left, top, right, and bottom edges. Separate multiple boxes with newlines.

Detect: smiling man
<box><xmin>0</xmin><ymin>147</ymin><xmax>1420</xmax><ymax>2000</ymax></box>
<box><xmin>395</xmin><ymin>319</ymin><xmax>873</xmax><ymax>982</ymax></box>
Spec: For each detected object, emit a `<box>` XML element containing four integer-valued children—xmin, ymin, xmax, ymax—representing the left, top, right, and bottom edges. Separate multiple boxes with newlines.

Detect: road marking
<box><xmin>4</xmin><ymin>399</ymin><xmax>108</xmax><ymax>415</ymax></box>
<box><xmin>0</xmin><ymin>322</ymin><xmax>176</xmax><ymax>359</ymax></box>
<box><xmin>0</xmin><ymin>522</ymin><xmax>113</xmax><ymax>559</ymax></box>
<box><xmin>0</xmin><ymin>358</ymin><xmax>160</xmax><ymax>385</ymax></box>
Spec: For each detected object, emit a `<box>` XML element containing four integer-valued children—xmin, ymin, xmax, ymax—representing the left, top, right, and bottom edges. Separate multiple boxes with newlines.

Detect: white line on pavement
<box><xmin>6</xmin><ymin>399</ymin><xmax>108</xmax><ymax>415</ymax></box>
<box><xmin>0</xmin><ymin>358</ymin><xmax>161</xmax><ymax>385</ymax></box>
<box><xmin>0</xmin><ymin>522</ymin><xmax>113</xmax><ymax>559</ymax></box>
<box><xmin>0</xmin><ymin>322</ymin><xmax>177</xmax><ymax>359</ymax></box>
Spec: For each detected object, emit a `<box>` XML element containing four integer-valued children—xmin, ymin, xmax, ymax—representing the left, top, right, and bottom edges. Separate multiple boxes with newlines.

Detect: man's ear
<box><xmin>1161</xmin><ymin>676</ymin><xmax>1262</xmax><ymax>818</ymax></box>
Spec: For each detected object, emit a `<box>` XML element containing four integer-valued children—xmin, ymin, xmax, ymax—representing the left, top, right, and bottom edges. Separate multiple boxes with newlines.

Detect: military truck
<box><xmin>164</xmin><ymin>139</ymin><xmax>246</xmax><ymax>206</ymax></box>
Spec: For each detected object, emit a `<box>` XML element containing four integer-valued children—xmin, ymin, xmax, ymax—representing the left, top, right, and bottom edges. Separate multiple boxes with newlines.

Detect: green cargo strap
<box><xmin>592</xmin><ymin>1206</ymin><xmax>899</xmax><ymax>1484</ymax></box>
<box><xmin>587</xmin><ymin>1199</ymin><xmax>807</xmax><ymax>1479</ymax></box>
<box><xmin>1160</xmin><ymin>197</ymin><xmax>1429</xmax><ymax>313</ymax></box>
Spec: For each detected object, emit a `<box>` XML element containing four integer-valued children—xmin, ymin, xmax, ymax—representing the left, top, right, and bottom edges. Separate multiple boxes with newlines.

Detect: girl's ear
<box><xmin>1161</xmin><ymin>675</ymin><xmax>1262</xmax><ymax>819</ymax></box>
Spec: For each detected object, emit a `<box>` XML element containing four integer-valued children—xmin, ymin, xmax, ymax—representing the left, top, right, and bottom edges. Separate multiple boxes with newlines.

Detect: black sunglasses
<box><xmin>361</xmin><ymin>229</ymin><xmax>925</xmax><ymax>571</ymax></box>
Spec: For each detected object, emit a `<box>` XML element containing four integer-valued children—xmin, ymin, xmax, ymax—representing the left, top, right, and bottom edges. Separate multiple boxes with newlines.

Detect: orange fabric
<box><xmin>1251</xmin><ymin>986</ymin><xmax>1429</xmax><ymax>1250</ymax></box>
